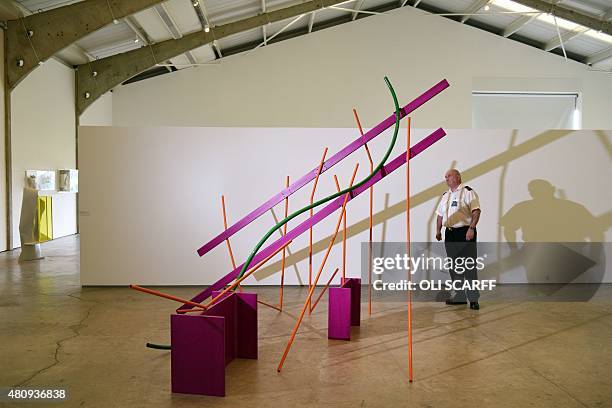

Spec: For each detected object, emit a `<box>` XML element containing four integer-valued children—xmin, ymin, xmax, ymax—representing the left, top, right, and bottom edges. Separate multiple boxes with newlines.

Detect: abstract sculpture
<box><xmin>131</xmin><ymin>77</ymin><xmax>450</xmax><ymax>395</ymax></box>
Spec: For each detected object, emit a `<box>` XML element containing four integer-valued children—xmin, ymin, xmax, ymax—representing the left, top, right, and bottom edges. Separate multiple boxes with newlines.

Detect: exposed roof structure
<box><xmin>9</xmin><ymin>0</ymin><xmax>612</xmax><ymax>84</ymax></box>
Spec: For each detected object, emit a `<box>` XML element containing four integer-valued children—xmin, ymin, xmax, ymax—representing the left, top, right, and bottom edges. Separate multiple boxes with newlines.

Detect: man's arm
<box><xmin>466</xmin><ymin>209</ymin><xmax>481</xmax><ymax>241</ymax></box>
<box><xmin>469</xmin><ymin>209</ymin><xmax>481</xmax><ymax>229</ymax></box>
<box><xmin>436</xmin><ymin>215</ymin><xmax>443</xmax><ymax>241</ymax></box>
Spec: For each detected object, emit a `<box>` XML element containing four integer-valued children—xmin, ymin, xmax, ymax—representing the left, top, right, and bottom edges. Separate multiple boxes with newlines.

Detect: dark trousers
<box><xmin>444</xmin><ymin>226</ymin><xmax>479</xmax><ymax>302</ymax></box>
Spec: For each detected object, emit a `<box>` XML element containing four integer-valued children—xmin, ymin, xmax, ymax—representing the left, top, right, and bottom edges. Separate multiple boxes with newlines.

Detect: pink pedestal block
<box><xmin>171</xmin><ymin>292</ymin><xmax>257</xmax><ymax>397</ymax></box>
<box><xmin>328</xmin><ymin>278</ymin><xmax>361</xmax><ymax>340</ymax></box>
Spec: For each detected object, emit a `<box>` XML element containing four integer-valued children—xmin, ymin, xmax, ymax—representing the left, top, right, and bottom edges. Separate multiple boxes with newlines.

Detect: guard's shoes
<box><xmin>445</xmin><ymin>299</ymin><xmax>468</xmax><ymax>305</ymax></box>
<box><xmin>470</xmin><ymin>302</ymin><xmax>480</xmax><ymax>310</ymax></box>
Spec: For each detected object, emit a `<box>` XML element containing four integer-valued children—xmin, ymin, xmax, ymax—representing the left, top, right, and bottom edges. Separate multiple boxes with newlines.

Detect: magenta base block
<box><xmin>171</xmin><ymin>291</ymin><xmax>257</xmax><ymax>397</ymax></box>
<box><xmin>328</xmin><ymin>278</ymin><xmax>361</xmax><ymax>340</ymax></box>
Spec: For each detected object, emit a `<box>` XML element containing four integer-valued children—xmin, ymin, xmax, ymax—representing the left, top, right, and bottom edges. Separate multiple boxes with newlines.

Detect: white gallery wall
<box><xmin>112</xmin><ymin>6</ymin><xmax>612</xmax><ymax>130</ymax></box>
<box><xmin>0</xmin><ymin>29</ymin><xmax>6</xmax><ymax>252</ymax></box>
<box><xmin>80</xmin><ymin>92</ymin><xmax>113</xmax><ymax>126</ymax></box>
<box><xmin>79</xmin><ymin>126</ymin><xmax>612</xmax><ymax>286</ymax></box>
<box><xmin>11</xmin><ymin>58</ymin><xmax>77</xmax><ymax>248</ymax></box>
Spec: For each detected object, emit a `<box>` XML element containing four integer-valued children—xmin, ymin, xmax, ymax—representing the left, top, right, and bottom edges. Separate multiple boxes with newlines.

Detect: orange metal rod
<box><xmin>353</xmin><ymin>109</ymin><xmax>374</xmax><ymax>316</ymax></box>
<box><xmin>343</xmin><ymin>201</ymin><xmax>347</xmax><ymax>280</ymax></box>
<box><xmin>221</xmin><ymin>195</ymin><xmax>241</xmax><ymax>291</ymax></box>
<box><xmin>277</xmin><ymin>164</ymin><xmax>359</xmax><ymax>372</ymax></box>
<box><xmin>180</xmin><ymin>293</ymin><xmax>284</xmax><ymax>313</ymax></box>
<box><xmin>205</xmin><ymin>240</ymin><xmax>293</xmax><ymax>309</ymax></box>
<box><xmin>352</xmin><ymin>108</ymin><xmax>374</xmax><ymax>165</ymax></box>
<box><xmin>130</xmin><ymin>285</ymin><xmax>207</xmax><ymax>310</ymax></box>
<box><xmin>406</xmin><ymin>117</ymin><xmax>413</xmax><ymax>383</ymax></box>
<box><xmin>177</xmin><ymin>308</ymin><xmax>209</xmax><ymax>314</ymax></box>
<box><xmin>309</xmin><ymin>147</ymin><xmax>328</xmax><ymax>314</ymax></box>
<box><xmin>333</xmin><ymin>175</ymin><xmax>341</xmax><ymax>192</ymax></box>
<box><xmin>368</xmin><ymin>169</ymin><xmax>373</xmax><ymax>316</ymax></box>
<box><xmin>221</xmin><ymin>195</ymin><xmax>237</xmax><ymax>269</ymax></box>
<box><xmin>280</xmin><ymin>176</ymin><xmax>290</xmax><ymax>310</ymax></box>
<box><xmin>258</xmin><ymin>299</ymin><xmax>283</xmax><ymax>312</ymax></box>
<box><xmin>310</xmin><ymin>267</ymin><xmax>340</xmax><ymax>313</ymax></box>
<box><xmin>332</xmin><ymin>176</ymin><xmax>347</xmax><ymax>280</ymax></box>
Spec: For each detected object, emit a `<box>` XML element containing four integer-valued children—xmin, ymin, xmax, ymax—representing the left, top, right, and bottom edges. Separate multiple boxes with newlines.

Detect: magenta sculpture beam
<box><xmin>179</xmin><ymin>127</ymin><xmax>446</xmax><ymax>312</ymax></box>
<box><xmin>196</xmin><ymin>79</ymin><xmax>449</xmax><ymax>257</ymax></box>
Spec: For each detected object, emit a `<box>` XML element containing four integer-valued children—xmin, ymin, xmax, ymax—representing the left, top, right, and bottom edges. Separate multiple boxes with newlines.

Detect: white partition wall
<box><xmin>0</xmin><ymin>29</ymin><xmax>6</xmax><ymax>252</ymax></box>
<box><xmin>79</xmin><ymin>126</ymin><xmax>612</xmax><ymax>286</ymax></box>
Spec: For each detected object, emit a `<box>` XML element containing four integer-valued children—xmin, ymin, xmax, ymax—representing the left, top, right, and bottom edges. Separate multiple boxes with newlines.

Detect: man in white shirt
<box><xmin>435</xmin><ymin>169</ymin><xmax>482</xmax><ymax>310</ymax></box>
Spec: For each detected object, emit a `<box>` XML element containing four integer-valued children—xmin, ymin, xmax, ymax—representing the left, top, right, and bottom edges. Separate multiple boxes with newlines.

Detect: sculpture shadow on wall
<box><xmin>484</xmin><ymin>179</ymin><xmax>606</xmax><ymax>300</ymax></box>
<box><xmin>253</xmin><ymin>129</ymin><xmax>576</xmax><ymax>280</ymax></box>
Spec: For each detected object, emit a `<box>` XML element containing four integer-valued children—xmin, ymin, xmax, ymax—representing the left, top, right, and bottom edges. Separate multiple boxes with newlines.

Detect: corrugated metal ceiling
<box><xmin>11</xmin><ymin>0</ymin><xmax>612</xmax><ymax>78</ymax></box>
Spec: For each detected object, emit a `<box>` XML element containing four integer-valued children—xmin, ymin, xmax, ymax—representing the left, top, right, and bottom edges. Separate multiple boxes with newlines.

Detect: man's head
<box><xmin>445</xmin><ymin>169</ymin><xmax>461</xmax><ymax>190</ymax></box>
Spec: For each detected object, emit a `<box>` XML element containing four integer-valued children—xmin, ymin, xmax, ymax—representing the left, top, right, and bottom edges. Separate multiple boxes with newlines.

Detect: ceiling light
<box><xmin>17</xmin><ymin>59</ymin><xmax>24</xmax><ymax>67</ymax></box>
<box><xmin>193</xmin><ymin>1</ymin><xmax>199</xmax><ymax>6</ymax></box>
<box><xmin>92</xmin><ymin>71</ymin><xmax>98</xmax><ymax>77</ymax></box>
<box><xmin>491</xmin><ymin>0</ymin><xmax>536</xmax><ymax>13</ymax></box>
<box><xmin>204</xmin><ymin>24</ymin><xmax>210</xmax><ymax>33</ymax></box>
<box><xmin>484</xmin><ymin>4</ymin><xmax>490</xmax><ymax>11</ymax></box>
<box><xmin>134</xmin><ymin>38</ymin><xmax>140</xmax><ymax>43</ymax></box>
<box><xmin>84</xmin><ymin>92</ymin><xmax>91</xmax><ymax>99</ymax></box>
<box><xmin>113</xmin><ymin>19</ymin><xmax>119</xmax><ymax>24</ymax></box>
<box><xmin>584</xmin><ymin>30</ymin><xmax>612</xmax><ymax>44</ymax></box>
<box><xmin>537</xmin><ymin>14</ymin><xmax>579</xmax><ymax>31</ymax></box>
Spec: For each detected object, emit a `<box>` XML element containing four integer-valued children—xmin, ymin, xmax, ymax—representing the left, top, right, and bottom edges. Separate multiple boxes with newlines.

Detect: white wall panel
<box><xmin>0</xmin><ymin>30</ymin><xmax>6</xmax><ymax>252</ymax></box>
<box><xmin>79</xmin><ymin>126</ymin><xmax>612</xmax><ymax>285</ymax></box>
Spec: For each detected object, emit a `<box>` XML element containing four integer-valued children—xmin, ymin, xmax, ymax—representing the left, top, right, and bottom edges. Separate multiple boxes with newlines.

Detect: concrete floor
<box><xmin>1</xmin><ymin>235</ymin><xmax>612</xmax><ymax>408</ymax></box>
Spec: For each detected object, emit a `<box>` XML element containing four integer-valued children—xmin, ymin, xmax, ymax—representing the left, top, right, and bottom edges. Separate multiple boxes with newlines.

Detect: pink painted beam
<box><xmin>179</xmin><ymin>127</ymin><xmax>446</xmax><ymax>312</ymax></box>
<box><xmin>196</xmin><ymin>79</ymin><xmax>450</xmax><ymax>257</ymax></box>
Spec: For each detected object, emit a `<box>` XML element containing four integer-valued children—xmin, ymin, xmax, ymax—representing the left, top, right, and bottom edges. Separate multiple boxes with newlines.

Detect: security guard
<box><xmin>435</xmin><ymin>169</ymin><xmax>481</xmax><ymax>310</ymax></box>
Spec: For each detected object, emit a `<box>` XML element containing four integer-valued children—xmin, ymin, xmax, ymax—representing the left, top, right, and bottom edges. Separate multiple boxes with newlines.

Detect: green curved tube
<box><xmin>146</xmin><ymin>342</ymin><xmax>171</xmax><ymax>350</ymax></box>
<box><xmin>236</xmin><ymin>77</ymin><xmax>402</xmax><ymax>280</ymax></box>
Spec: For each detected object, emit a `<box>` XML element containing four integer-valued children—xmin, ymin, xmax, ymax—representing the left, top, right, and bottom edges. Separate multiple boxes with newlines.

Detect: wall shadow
<box><xmin>254</xmin><ymin>129</ymin><xmax>580</xmax><ymax>281</ymax></box>
<box><xmin>481</xmin><ymin>179</ymin><xmax>607</xmax><ymax>297</ymax></box>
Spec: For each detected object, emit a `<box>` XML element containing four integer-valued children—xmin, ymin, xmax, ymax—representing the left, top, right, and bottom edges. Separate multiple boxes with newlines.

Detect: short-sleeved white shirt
<box><xmin>436</xmin><ymin>183</ymin><xmax>480</xmax><ymax>228</ymax></box>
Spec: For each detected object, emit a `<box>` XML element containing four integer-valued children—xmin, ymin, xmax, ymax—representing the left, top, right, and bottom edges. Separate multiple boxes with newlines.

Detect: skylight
<box><xmin>584</xmin><ymin>30</ymin><xmax>612</xmax><ymax>44</ymax></box>
<box><xmin>491</xmin><ymin>0</ymin><xmax>612</xmax><ymax>45</ymax></box>
<box><xmin>491</xmin><ymin>0</ymin><xmax>537</xmax><ymax>14</ymax></box>
<box><xmin>536</xmin><ymin>13</ymin><xmax>580</xmax><ymax>32</ymax></box>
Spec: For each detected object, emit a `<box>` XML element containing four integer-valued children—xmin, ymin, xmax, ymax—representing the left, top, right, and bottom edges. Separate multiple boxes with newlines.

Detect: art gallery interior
<box><xmin>1</xmin><ymin>0</ymin><xmax>611</xmax><ymax>406</ymax></box>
